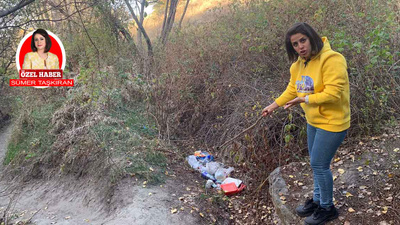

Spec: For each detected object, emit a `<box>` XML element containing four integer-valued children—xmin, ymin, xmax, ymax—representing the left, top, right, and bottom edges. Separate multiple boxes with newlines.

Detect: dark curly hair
<box><xmin>31</xmin><ymin>29</ymin><xmax>52</xmax><ymax>53</ymax></box>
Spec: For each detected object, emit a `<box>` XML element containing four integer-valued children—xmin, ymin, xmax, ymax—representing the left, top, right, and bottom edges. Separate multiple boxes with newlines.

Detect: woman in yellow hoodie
<box><xmin>262</xmin><ymin>22</ymin><xmax>350</xmax><ymax>225</ymax></box>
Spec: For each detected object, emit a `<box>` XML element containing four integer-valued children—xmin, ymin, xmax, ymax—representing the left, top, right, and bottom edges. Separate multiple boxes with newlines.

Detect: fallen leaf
<box><xmin>149</xmin><ymin>167</ymin><xmax>154</xmax><ymax>171</ymax></box>
<box><xmin>180</xmin><ymin>207</ymin><xmax>184</xmax><ymax>211</ymax></box>
<box><xmin>148</xmin><ymin>193</ymin><xmax>152</xmax><ymax>196</ymax></box>
<box><xmin>394</xmin><ymin>148</ymin><xmax>399</xmax><ymax>152</ymax></box>
<box><xmin>346</xmin><ymin>192</ymin><xmax>353</xmax><ymax>198</ymax></box>
<box><xmin>65</xmin><ymin>216</ymin><xmax>71</xmax><ymax>220</ymax></box>
<box><xmin>171</xmin><ymin>208</ymin><xmax>178</xmax><ymax>214</ymax></box>
<box><xmin>143</xmin><ymin>181</ymin><xmax>147</xmax><ymax>185</ymax></box>
<box><xmin>334</xmin><ymin>157</ymin><xmax>341</xmax><ymax>162</ymax></box>
<box><xmin>289</xmin><ymin>175</ymin><xmax>294</xmax><ymax>178</ymax></box>
<box><xmin>261</xmin><ymin>215</ymin><xmax>268</xmax><ymax>220</ymax></box>
<box><xmin>280</xmin><ymin>196</ymin><xmax>286</xmax><ymax>201</ymax></box>
<box><xmin>348</xmin><ymin>208</ymin><xmax>355</xmax><ymax>213</ymax></box>
<box><xmin>357</xmin><ymin>166</ymin><xmax>363</xmax><ymax>172</ymax></box>
<box><xmin>186</xmin><ymin>187</ymin><xmax>191</xmax><ymax>191</ymax></box>
<box><xmin>359</xmin><ymin>186</ymin><xmax>367</xmax><ymax>190</ymax></box>
<box><xmin>386</xmin><ymin>196</ymin><xmax>393</xmax><ymax>202</ymax></box>
<box><xmin>333</xmin><ymin>175</ymin><xmax>338</xmax><ymax>181</ymax></box>
<box><xmin>338</xmin><ymin>169</ymin><xmax>345</xmax><ymax>175</ymax></box>
<box><xmin>382</xmin><ymin>206</ymin><xmax>388</xmax><ymax>214</ymax></box>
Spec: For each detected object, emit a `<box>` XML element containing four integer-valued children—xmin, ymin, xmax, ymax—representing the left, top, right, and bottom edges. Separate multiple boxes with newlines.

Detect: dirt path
<box><xmin>0</xmin><ymin>124</ymin><xmax>203</xmax><ymax>225</ymax></box>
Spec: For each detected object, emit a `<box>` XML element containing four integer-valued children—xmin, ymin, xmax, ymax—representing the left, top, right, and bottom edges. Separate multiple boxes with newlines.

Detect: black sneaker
<box><xmin>304</xmin><ymin>205</ymin><xmax>339</xmax><ymax>225</ymax></box>
<box><xmin>295</xmin><ymin>198</ymin><xmax>320</xmax><ymax>217</ymax></box>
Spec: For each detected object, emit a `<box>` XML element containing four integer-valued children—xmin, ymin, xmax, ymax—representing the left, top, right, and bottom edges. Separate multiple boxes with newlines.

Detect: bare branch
<box><xmin>0</xmin><ymin>4</ymin><xmax>94</xmax><ymax>30</ymax></box>
<box><xmin>0</xmin><ymin>0</ymin><xmax>35</xmax><ymax>18</ymax></box>
<box><xmin>124</xmin><ymin>0</ymin><xmax>153</xmax><ymax>58</ymax></box>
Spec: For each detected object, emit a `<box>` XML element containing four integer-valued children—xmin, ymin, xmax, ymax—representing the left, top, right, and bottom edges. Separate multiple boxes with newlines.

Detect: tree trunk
<box><xmin>137</xmin><ymin>0</ymin><xmax>146</xmax><ymax>50</ymax></box>
<box><xmin>161</xmin><ymin>0</ymin><xmax>178</xmax><ymax>45</ymax></box>
<box><xmin>124</xmin><ymin>0</ymin><xmax>153</xmax><ymax>77</ymax></box>
<box><xmin>161</xmin><ymin>0</ymin><xmax>169</xmax><ymax>38</ymax></box>
<box><xmin>178</xmin><ymin>0</ymin><xmax>190</xmax><ymax>29</ymax></box>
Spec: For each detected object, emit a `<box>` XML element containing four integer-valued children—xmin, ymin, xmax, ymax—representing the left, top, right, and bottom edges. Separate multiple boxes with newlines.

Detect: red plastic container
<box><xmin>220</xmin><ymin>182</ymin><xmax>246</xmax><ymax>196</ymax></box>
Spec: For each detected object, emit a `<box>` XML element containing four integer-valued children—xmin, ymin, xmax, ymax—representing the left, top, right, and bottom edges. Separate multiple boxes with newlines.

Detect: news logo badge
<box><xmin>11</xmin><ymin>29</ymin><xmax>73</xmax><ymax>87</ymax></box>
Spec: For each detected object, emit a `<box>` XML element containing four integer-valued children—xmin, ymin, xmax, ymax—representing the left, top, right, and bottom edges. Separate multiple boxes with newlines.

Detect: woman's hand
<box><xmin>262</xmin><ymin>102</ymin><xmax>279</xmax><ymax>117</ymax></box>
<box><xmin>284</xmin><ymin>97</ymin><xmax>305</xmax><ymax>109</ymax></box>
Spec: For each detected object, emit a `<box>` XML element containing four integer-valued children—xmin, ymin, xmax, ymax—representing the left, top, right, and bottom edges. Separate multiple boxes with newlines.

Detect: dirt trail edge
<box><xmin>0</xmin><ymin>124</ymin><xmax>203</xmax><ymax>225</ymax></box>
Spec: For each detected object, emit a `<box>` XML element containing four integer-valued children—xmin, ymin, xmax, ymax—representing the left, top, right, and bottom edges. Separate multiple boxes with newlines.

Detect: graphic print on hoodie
<box><xmin>296</xmin><ymin>75</ymin><xmax>314</xmax><ymax>93</ymax></box>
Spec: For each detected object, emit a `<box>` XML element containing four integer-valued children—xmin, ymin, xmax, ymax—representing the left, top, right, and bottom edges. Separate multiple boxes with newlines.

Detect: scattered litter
<box><xmin>206</xmin><ymin>162</ymin><xmax>222</xmax><ymax>174</ymax></box>
<box><xmin>186</xmin><ymin>150</ymin><xmax>245</xmax><ymax>195</ymax></box>
<box><xmin>220</xmin><ymin>182</ymin><xmax>246</xmax><ymax>196</ymax></box>
<box><xmin>205</xmin><ymin>179</ymin><xmax>216</xmax><ymax>189</ymax></box>
<box><xmin>201</xmin><ymin>171</ymin><xmax>217</xmax><ymax>182</ymax></box>
<box><xmin>215</xmin><ymin>167</ymin><xmax>234</xmax><ymax>182</ymax></box>
<box><xmin>222</xmin><ymin>177</ymin><xmax>242</xmax><ymax>187</ymax></box>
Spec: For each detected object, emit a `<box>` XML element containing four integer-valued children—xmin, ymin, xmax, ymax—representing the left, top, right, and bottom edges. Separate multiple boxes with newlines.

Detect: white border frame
<box><xmin>16</xmin><ymin>30</ymin><xmax>66</xmax><ymax>71</ymax></box>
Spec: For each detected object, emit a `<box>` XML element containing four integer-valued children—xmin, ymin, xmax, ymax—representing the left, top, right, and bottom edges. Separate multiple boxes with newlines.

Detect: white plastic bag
<box><xmin>206</xmin><ymin>162</ymin><xmax>223</xmax><ymax>175</ymax></box>
<box><xmin>222</xmin><ymin>177</ymin><xmax>242</xmax><ymax>187</ymax></box>
<box><xmin>215</xmin><ymin>167</ymin><xmax>234</xmax><ymax>182</ymax></box>
<box><xmin>187</xmin><ymin>155</ymin><xmax>202</xmax><ymax>171</ymax></box>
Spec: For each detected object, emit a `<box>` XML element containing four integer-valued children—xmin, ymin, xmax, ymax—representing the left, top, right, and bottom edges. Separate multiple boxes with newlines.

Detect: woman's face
<box><xmin>290</xmin><ymin>33</ymin><xmax>311</xmax><ymax>59</ymax></box>
<box><xmin>34</xmin><ymin>33</ymin><xmax>46</xmax><ymax>51</ymax></box>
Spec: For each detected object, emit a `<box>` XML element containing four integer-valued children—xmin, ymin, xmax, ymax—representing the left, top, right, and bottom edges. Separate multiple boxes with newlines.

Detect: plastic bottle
<box><xmin>201</xmin><ymin>171</ymin><xmax>217</xmax><ymax>182</ymax></box>
<box><xmin>187</xmin><ymin>155</ymin><xmax>200</xmax><ymax>170</ymax></box>
<box><xmin>205</xmin><ymin>179</ymin><xmax>217</xmax><ymax>189</ymax></box>
<box><xmin>215</xmin><ymin>167</ymin><xmax>234</xmax><ymax>183</ymax></box>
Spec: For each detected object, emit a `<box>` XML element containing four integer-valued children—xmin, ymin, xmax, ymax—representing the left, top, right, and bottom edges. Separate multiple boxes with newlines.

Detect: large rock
<box><xmin>268</xmin><ymin>166</ymin><xmax>302</xmax><ymax>225</ymax></box>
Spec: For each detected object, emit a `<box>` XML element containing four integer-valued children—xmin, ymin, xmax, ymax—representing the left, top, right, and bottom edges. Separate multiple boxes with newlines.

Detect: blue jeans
<box><xmin>307</xmin><ymin>123</ymin><xmax>347</xmax><ymax>208</ymax></box>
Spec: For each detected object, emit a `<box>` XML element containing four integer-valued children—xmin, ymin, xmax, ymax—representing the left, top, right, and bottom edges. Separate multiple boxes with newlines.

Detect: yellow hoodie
<box><xmin>275</xmin><ymin>37</ymin><xmax>350</xmax><ymax>132</ymax></box>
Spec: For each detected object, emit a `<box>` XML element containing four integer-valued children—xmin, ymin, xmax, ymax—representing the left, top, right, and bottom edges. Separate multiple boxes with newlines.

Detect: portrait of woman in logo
<box><xmin>22</xmin><ymin>29</ymin><xmax>60</xmax><ymax>69</ymax></box>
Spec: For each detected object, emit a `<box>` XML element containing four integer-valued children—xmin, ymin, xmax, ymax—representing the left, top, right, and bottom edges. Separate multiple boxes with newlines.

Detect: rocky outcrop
<box><xmin>268</xmin><ymin>166</ymin><xmax>302</xmax><ymax>225</ymax></box>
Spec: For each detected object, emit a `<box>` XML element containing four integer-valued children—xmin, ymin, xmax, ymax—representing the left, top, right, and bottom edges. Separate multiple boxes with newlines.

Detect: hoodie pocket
<box><xmin>319</xmin><ymin>105</ymin><xmax>345</xmax><ymax>125</ymax></box>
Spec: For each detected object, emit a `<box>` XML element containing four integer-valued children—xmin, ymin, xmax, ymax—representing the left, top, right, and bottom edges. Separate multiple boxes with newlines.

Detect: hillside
<box><xmin>0</xmin><ymin>0</ymin><xmax>399</xmax><ymax>224</ymax></box>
